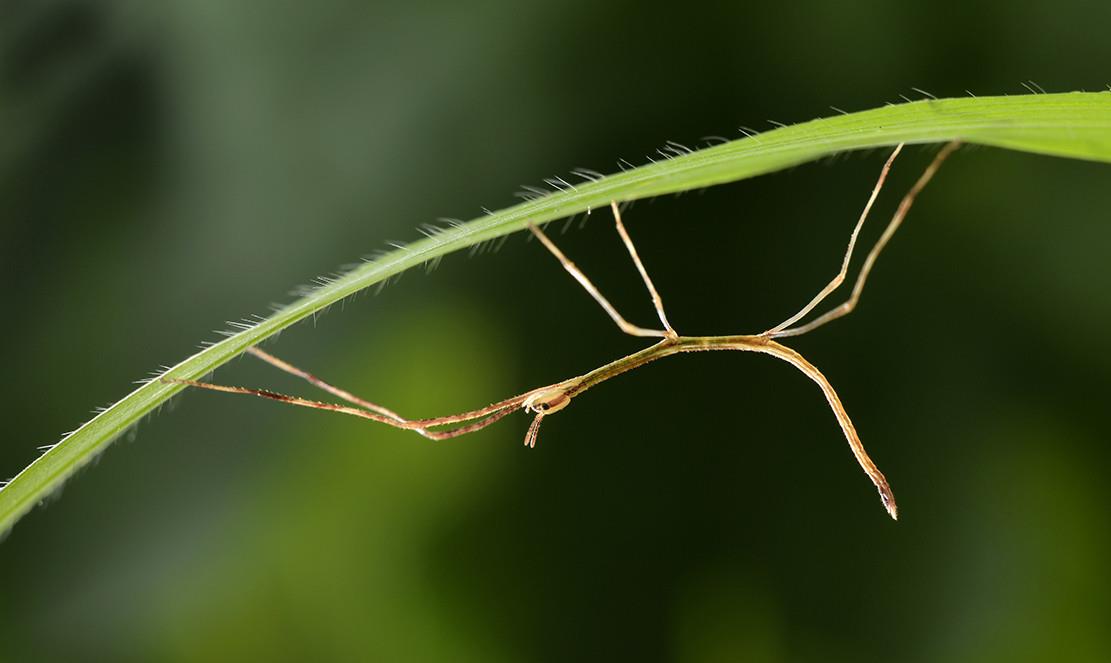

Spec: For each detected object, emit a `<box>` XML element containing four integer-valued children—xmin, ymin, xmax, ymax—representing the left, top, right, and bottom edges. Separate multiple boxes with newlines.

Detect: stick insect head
<box><xmin>521</xmin><ymin>388</ymin><xmax>572</xmax><ymax>448</ymax></box>
<box><xmin>522</xmin><ymin>388</ymin><xmax>571</xmax><ymax>416</ymax></box>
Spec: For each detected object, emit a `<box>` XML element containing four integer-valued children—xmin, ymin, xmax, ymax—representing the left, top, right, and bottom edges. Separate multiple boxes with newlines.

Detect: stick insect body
<box><xmin>167</xmin><ymin>141</ymin><xmax>961</xmax><ymax>520</ymax></box>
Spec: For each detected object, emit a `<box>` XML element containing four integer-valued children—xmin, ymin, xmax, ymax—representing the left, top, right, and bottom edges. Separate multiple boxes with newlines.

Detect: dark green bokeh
<box><xmin>2</xmin><ymin>1</ymin><xmax>1110</xmax><ymax>661</ymax></box>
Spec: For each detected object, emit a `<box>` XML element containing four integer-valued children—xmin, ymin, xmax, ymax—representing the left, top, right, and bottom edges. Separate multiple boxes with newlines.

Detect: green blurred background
<box><xmin>2</xmin><ymin>1</ymin><xmax>1110</xmax><ymax>661</ymax></box>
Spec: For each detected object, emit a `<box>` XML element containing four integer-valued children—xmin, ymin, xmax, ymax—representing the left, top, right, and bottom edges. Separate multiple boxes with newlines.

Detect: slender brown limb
<box><xmin>528</xmin><ymin>222</ymin><xmax>669</xmax><ymax>338</ymax></box>
<box><xmin>247</xmin><ymin>347</ymin><xmax>407</xmax><ymax>421</ymax></box>
<box><xmin>240</xmin><ymin>348</ymin><xmax>522</xmax><ymax>440</ymax></box>
<box><xmin>610</xmin><ymin>201</ymin><xmax>678</xmax><ymax>338</ymax></box>
<box><xmin>161</xmin><ymin>376</ymin><xmax>529</xmax><ymax>440</ymax></box>
<box><xmin>424</xmin><ymin>406</ymin><xmax>520</xmax><ymax>439</ymax></box>
<box><xmin>772</xmin><ymin>140</ymin><xmax>961</xmax><ymax>338</ymax></box>
<box><xmin>763</xmin><ymin>143</ymin><xmax>904</xmax><ymax>337</ymax></box>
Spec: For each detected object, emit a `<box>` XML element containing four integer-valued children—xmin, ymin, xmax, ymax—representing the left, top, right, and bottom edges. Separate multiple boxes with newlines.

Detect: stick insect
<box><xmin>166</xmin><ymin>141</ymin><xmax>960</xmax><ymax>520</ymax></box>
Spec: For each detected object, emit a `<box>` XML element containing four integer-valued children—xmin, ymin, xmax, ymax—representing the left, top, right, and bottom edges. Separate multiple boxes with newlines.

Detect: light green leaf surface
<box><xmin>3</xmin><ymin>92</ymin><xmax>1110</xmax><ymax>536</ymax></box>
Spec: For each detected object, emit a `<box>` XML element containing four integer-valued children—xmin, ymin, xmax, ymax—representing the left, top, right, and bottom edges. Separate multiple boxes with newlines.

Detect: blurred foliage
<box><xmin>2</xmin><ymin>1</ymin><xmax>1110</xmax><ymax>661</ymax></box>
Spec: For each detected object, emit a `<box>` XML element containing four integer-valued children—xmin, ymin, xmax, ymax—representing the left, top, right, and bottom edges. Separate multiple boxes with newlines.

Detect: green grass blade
<box><xmin>3</xmin><ymin>92</ymin><xmax>1110</xmax><ymax>536</ymax></box>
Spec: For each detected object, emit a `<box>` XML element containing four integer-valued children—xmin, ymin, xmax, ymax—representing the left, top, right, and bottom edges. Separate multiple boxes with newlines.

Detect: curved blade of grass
<box><xmin>3</xmin><ymin>92</ymin><xmax>1111</xmax><ymax>536</ymax></box>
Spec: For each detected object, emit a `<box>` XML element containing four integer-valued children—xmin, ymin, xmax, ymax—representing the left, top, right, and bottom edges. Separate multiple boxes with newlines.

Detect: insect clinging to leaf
<box><xmin>167</xmin><ymin>140</ymin><xmax>961</xmax><ymax>520</ymax></box>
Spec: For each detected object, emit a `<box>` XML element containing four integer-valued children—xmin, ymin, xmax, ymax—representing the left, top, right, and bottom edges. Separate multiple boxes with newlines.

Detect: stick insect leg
<box><xmin>247</xmin><ymin>344</ymin><xmax>542</xmax><ymax>437</ymax></box>
<box><xmin>528</xmin><ymin>219</ymin><xmax>670</xmax><ymax>338</ymax></box>
<box><xmin>610</xmin><ymin>201</ymin><xmax>678</xmax><ymax>338</ymax></box>
<box><xmin>771</xmin><ymin>140</ymin><xmax>960</xmax><ymax>339</ymax></box>
<box><xmin>762</xmin><ymin>143</ymin><xmax>905</xmax><ymax>337</ymax></box>
<box><xmin>247</xmin><ymin>347</ymin><xmax>411</xmax><ymax>423</ymax></box>
<box><xmin>164</xmin><ymin>378</ymin><xmax>418</xmax><ymax>427</ymax></box>
<box><xmin>162</xmin><ymin>364</ymin><xmax>530</xmax><ymax>440</ymax></box>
